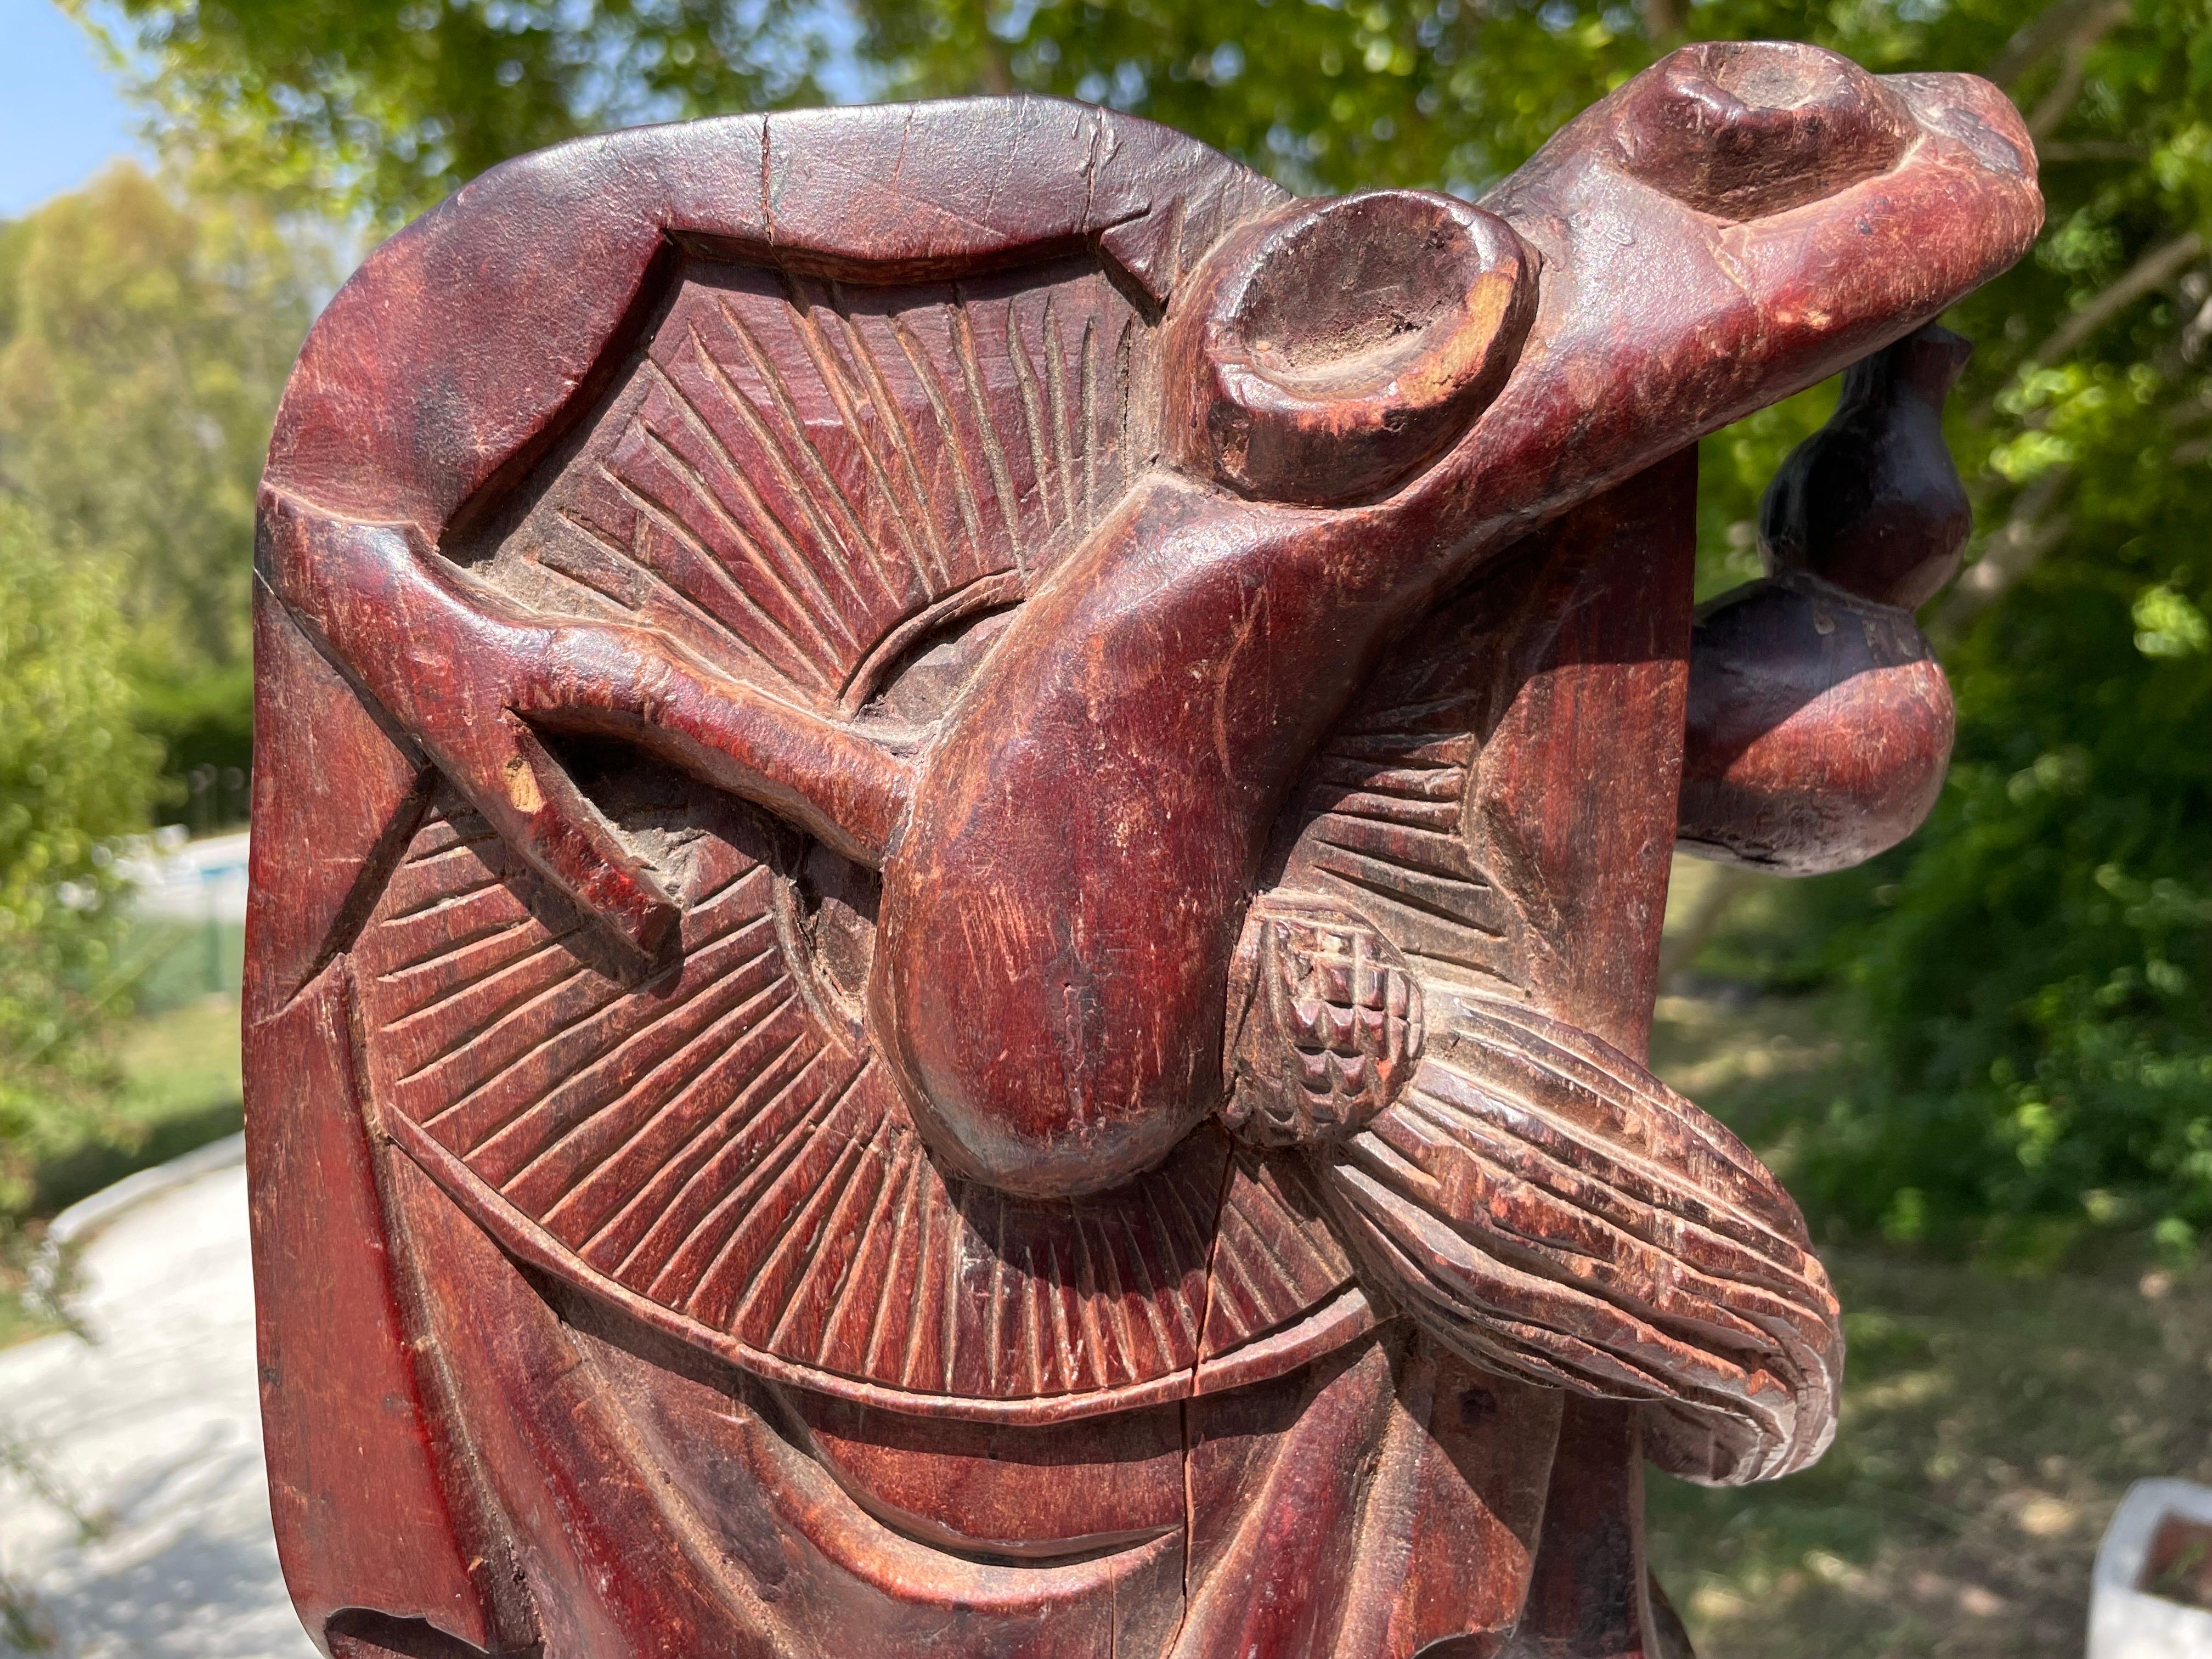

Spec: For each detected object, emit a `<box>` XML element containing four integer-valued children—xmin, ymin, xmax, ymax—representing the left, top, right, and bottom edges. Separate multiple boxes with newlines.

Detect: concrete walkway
<box><xmin>116</xmin><ymin>830</ymin><xmax>251</xmax><ymax>926</ymax></box>
<box><xmin>0</xmin><ymin>1151</ymin><xmax>314</xmax><ymax>1659</ymax></box>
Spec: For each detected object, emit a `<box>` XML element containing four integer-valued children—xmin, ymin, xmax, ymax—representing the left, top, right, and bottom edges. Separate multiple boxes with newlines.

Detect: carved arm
<box><xmin>261</xmin><ymin>494</ymin><xmax>913</xmax><ymax>956</ymax></box>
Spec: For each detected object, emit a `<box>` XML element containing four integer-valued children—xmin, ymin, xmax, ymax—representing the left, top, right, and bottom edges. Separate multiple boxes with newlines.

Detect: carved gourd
<box><xmin>1680</xmin><ymin>325</ymin><xmax>1976</xmax><ymax>874</ymax></box>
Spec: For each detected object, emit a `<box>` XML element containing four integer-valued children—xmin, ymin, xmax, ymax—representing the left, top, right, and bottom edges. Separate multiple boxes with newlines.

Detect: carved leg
<box><xmin>1498</xmin><ymin>1397</ymin><xmax>1673</xmax><ymax>1659</ymax></box>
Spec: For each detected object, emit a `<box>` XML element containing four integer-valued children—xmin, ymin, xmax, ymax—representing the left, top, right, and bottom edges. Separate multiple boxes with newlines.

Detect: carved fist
<box><xmin>1222</xmin><ymin>896</ymin><xmax>1425</xmax><ymax>1148</ymax></box>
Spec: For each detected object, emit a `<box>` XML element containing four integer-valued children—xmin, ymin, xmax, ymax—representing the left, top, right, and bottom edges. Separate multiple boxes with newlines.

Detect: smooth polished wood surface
<box><xmin>246</xmin><ymin>44</ymin><xmax>2039</xmax><ymax>1658</ymax></box>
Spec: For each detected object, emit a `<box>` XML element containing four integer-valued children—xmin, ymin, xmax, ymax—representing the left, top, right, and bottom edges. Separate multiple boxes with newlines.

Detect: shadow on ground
<box><xmin>1643</xmin><ymin>988</ymin><xmax>2212</xmax><ymax>1659</ymax></box>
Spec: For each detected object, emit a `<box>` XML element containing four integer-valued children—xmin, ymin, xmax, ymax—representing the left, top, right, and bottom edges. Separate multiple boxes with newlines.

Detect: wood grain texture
<box><xmin>247</xmin><ymin>47</ymin><xmax>2040</xmax><ymax>1657</ymax></box>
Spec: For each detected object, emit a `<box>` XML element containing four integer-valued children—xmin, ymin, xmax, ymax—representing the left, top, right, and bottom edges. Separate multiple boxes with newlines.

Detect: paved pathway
<box><xmin>0</xmin><ymin>1152</ymin><xmax>313</xmax><ymax>1659</ymax></box>
<box><xmin>117</xmin><ymin>830</ymin><xmax>250</xmax><ymax>926</ymax></box>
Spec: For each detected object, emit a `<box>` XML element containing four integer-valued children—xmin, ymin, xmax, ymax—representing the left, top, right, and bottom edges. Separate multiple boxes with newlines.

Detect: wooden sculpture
<box><xmin>245</xmin><ymin>42</ymin><xmax>2040</xmax><ymax>1658</ymax></box>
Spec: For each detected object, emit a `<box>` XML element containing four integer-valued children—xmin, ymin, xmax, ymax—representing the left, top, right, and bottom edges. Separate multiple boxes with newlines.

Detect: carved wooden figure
<box><xmin>245</xmin><ymin>42</ymin><xmax>2039</xmax><ymax>1658</ymax></box>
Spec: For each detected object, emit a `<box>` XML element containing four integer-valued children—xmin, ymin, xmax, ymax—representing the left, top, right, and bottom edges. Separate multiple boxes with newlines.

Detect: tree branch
<box><xmin>2025</xmin><ymin>0</ymin><xmax>2132</xmax><ymax>140</ymax></box>
<box><xmin>1949</xmin><ymin>234</ymin><xmax>2205</xmax><ymax>623</ymax></box>
<box><xmin>972</xmin><ymin>0</ymin><xmax>1013</xmax><ymax>94</ymax></box>
<box><xmin>1986</xmin><ymin>0</ymin><xmax>2125</xmax><ymax>87</ymax></box>
<box><xmin>2032</xmin><ymin>232</ymin><xmax>2205</xmax><ymax>367</ymax></box>
<box><xmin>1935</xmin><ymin>469</ymin><xmax>2072</xmax><ymax>632</ymax></box>
<box><xmin>1972</xmin><ymin>232</ymin><xmax>2204</xmax><ymax>425</ymax></box>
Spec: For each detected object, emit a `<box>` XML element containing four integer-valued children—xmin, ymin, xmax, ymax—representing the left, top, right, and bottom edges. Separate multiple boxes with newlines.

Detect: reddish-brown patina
<box><xmin>246</xmin><ymin>43</ymin><xmax>2039</xmax><ymax>1658</ymax></box>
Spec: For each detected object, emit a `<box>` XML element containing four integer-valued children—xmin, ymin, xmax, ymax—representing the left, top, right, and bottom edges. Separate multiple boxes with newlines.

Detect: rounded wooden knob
<box><xmin>1167</xmin><ymin>190</ymin><xmax>1536</xmax><ymax>506</ymax></box>
<box><xmin>1610</xmin><ymin>42</ymin><xmax>1912</xmax><ymax>221</ymax></box>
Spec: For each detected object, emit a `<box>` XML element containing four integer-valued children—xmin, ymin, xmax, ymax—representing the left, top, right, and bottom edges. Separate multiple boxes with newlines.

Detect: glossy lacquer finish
<box><xmin>246</xmin><ymin>44</ymin><xmax>2039</xmax><ymax>1658</ymax></box>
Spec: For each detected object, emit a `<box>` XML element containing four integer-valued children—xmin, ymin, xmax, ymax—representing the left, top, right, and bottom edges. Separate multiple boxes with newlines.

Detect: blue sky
<box><xmin>0</xmin><ymin>0</ymin><xmax>150</xmax><ymax>218</ymax></box>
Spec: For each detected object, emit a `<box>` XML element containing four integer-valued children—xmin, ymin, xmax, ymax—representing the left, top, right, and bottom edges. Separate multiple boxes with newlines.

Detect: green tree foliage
<box><xmin>0</xmin><ymin>501</ymin><xmax>161</xmax><ymax>1214</ymax></box>
<box><xmin>0</xmin><ymin>161</ymin><xmax>325</xmax><ymax>779</ymax></box>
<box><xmin>69</xmin><ymin>0</ymin><xmax>841</xmax><ymax>229</ymax></box>
<box><xmin>72</xmin><ymin>0</ymin><xmax>2212</xmax><ymax>1256</ymax></box>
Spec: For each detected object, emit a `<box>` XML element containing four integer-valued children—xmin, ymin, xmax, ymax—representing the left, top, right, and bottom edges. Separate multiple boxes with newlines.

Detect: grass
<box><xmin>9</xmin><ymin>915</ymin><xmax>244</xmax><ymax>1232</ymax></box>
<box><xmin>0</xmin><ymin>1278</ymin><xmax>57</xmax><ymax>1352</ymax></box>
<box><xmin>1645</xmin><ymin>1251</ymin><xmax>2212</xmax><ymax>1657</ymax></box>
<box><xmin>25</xmin><ymin>993</ymin><xmax>242</xmax><ymax>1220</ymax></box>
<box><xmin>1641</xmin><ymin>950</ymin><xmax>2212</xmax><ymax>1658</ymax></box>
<box><xmin>120</xmin><ymin>917</ymin><xmax>245</xmax><ymax>1015</ymax></box>
<box><xmin>0</xmin><ymin>989</ymin><xmax>241</xmax><ymax>1350</ymax></box>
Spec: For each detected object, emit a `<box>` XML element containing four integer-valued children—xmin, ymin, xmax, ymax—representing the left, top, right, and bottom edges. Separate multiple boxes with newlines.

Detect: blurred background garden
<box><xmin>0</xmin><ymin>0</ymin><xmax>2207</xmax><ymax>1650</ymax></box>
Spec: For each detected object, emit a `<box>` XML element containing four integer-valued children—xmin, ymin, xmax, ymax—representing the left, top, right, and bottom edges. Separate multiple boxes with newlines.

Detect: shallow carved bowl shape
<box><xmin>246</xmin><ymin>41</ymin><xmax>2039</xmax><ymax>1659</ymax></box>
